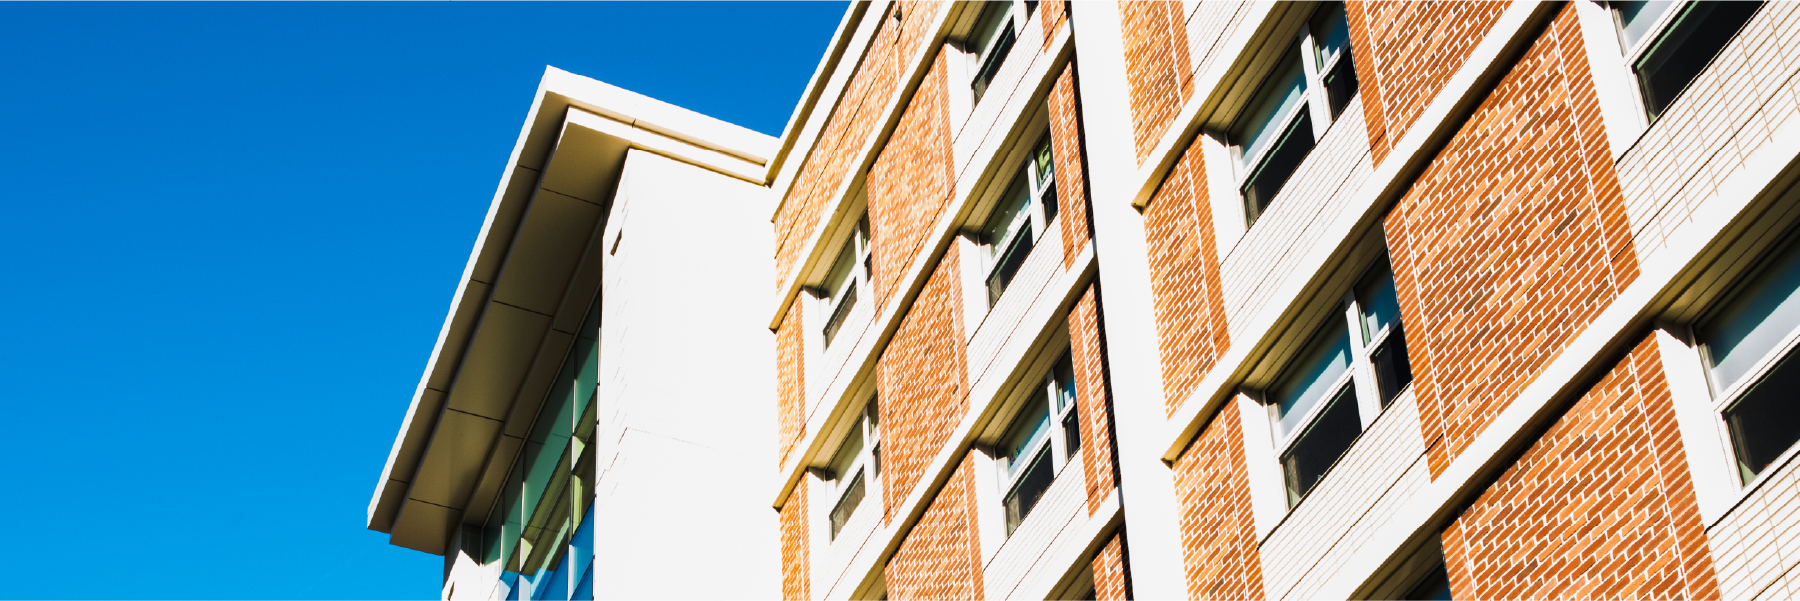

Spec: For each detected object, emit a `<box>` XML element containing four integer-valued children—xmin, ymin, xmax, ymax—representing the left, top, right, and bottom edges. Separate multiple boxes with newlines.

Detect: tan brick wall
<box><xmin>1384</xmin><ymin>5</ymin><xmax>1639</xmax><ymax>477</ymax></box>
<box><xmin>774</xmin><ymin>2</ymin><xmax>946</xmax><ymax>292</ymax></box>
<box><xmin>1047</xmin><ymin>59</ymin><xmax>1093</xmax><ymax>269</ymax></box>
<box><xmin>777</xmin><ymin>299</ymin><xmax>805</xmax><ymax>466</ymax></box>
<box><xmin>1441</xmin><ymin>335</ymin><xmax>1721</xmax><ymax>599</ymax></box>
<box><xmin>878</xmin><ymin>245</ymin><xmax>970</xmax><ymax>524</ymax></box>
<box><xmin>1092</xmin><ymin>530</ymin><xmax>1131</xmax><ymax>601</ymax></box>
<box><xmin>887</xmin><ymin>454</ymin><xmax>986</xmax><ymax>601</ymax></box>
<box><xmin>1174</xmin><ymin>407</ymin><xmax>1265</xmax><ymax>601</ymax></box>
<box><xmin>1069</xmin><ymin>282</ymin><xmax>1117</xmax><ymax>514</ymax></box>
<box><xmin>1120</xmin><ymin>0</ymin><xmax>1193</xmax><ymax>163</ymax></box>
<box><xmin>1345</xmin><ymin>1</ymin><xmax>1510</xmax><ymax>164</ymax></box>
<box><xmin>781</xmin><ymin>478</ymin><xmax>811</xmax><ymax>601</ymax></box>
<box><xmin>1144</xmin><ymin>143</ymin><xmax>1230</xmax><ymax>415</ymax></box>
<box><xmin>869</xmin><ymin>49</ymin><xmax>955</xmax><ymax>310</ymax></box>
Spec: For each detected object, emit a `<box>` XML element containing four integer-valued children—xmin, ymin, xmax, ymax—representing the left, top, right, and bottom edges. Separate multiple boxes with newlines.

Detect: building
<box><xmin>368</xmin><ymin>1</ymin><xmax>1800</xmax><ymax>599</ymax></box>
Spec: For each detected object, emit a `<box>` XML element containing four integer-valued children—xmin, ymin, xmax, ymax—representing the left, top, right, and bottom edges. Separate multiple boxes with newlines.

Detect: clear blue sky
<box><xmin>0</xmin><ymin>3</ymin><xmax>842</xmax><ymax>598</ymax></box>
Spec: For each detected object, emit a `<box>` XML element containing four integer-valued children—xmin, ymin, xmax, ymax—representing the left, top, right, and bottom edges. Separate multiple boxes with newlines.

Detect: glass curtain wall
<box><xmin>480</xmin><ymin>295</ymin><xmax>600</xmax><ymax>601</ymax></box>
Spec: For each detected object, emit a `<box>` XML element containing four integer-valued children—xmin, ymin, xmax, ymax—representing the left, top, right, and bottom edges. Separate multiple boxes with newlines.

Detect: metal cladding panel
<box><xmin>491</xmin><ymin>189</ymin><xmax>605</xmax><ymax>316</ymax></box>
<box><xmin>408</xmin><ymin>407</ymin><xmax>504</xmax><ymax>510</ymax></box>
<box><xmin>444</xmin><ymin>303</ymin><xmax>552</xmax><ymax>421</ymax></box>
<box><xmin>389</xmin><ymin>498</ymin><xmax>462</xmax><ymax>555</ymax></box>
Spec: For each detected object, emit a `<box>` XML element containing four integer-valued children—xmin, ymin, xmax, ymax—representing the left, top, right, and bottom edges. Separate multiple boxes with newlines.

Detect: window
<box><xmin>820</xmin><ymin>214</ymin><xmax>872</xmax><ymax>348</ymax></box>
<box><xmin>1695</xmin><ymin>234</ymin><xmax>1800</xmax><ymax>484</ymax></box>
<box><xmin>997</xmin><ymin>352</ymin><xmax>1079</xmax><ymax>535</ymax></box>
<box><xmin>1610</xmin><ymin>1</ymin><xmax>1761</xmax><ymax>122</ymax></box>
<box><xmin>1401</xmin><ymin>563</ymin><xmax>1454</xmax><ymax>601</ymax></box>
<box><xmin>968</xmin><ymin>1</ymin><xmax>1030</xmax><ymax>104</ymax></box>
<box><xmin>828</xmin><ymin>398</ymin><xmax>881</xmax><ymax>540</ymax></box>
<box><xmin>982</xmin><ymin>135</ymin><xmax>1058</xmax><ymax>307</ymax></box>
<box><xmin>1230</xmin><ymin>1</ymin><xmax>1359</xmax><ymax>227</ymax></box>
<box><xmin>1264</xmin><ymin>256</ymin><xmax>1410</xmax><ymax>505</ymax></box>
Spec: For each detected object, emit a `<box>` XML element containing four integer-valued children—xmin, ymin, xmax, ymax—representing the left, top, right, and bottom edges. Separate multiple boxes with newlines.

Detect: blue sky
<box><xmin>0</xmin><ymin>3</ymin><xmax>842</xmax><ymax>598</ymax></box>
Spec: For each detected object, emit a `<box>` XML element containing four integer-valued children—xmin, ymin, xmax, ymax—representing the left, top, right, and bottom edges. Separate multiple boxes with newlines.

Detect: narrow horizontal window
<box><xmin>1003</xmin><ymin>446</ymin><xmax>1053</xmax><ymax>535</ymax></box>
<box><xmin>829</xmin><ymin>469</ymin><xmax>866</xmax><ymax>539</ymax></box>
<box><xmin>1279</xmin><ymin>385</ymin><xmax>1362</xmax><ymax>505</ymax></box>
<box><xmin>1629</xmin><ymin>1</ymin><xmax>1761</xmax><ymax>121</ymax></box>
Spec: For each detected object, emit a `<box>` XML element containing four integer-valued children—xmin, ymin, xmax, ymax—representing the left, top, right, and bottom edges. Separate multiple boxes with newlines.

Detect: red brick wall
<box><xmin>1092</xmin><ymin>530</ymin><xmax>1131</xmax><ymax>601</ymax></box>
<box><xmin>887</xmin><ymin>454</ymin><xmax>985</xmax><ymax>601</ymax></box>
<box><xmin>780</xmin><ymin>478</ymin><xmax>810</xmax><ymax>601</ymax></box>
<box><xmin>1040</xmin><ymin>0</ymin><xmax>1068</xmax><ymax>51</ymax></box>
<box><xmin>1441</xmin><ymin>335</ymin><xmax>1721</xmax><ymax>599</ymax></box>
<box><xmin>774</xmin><ymin>2</ymin><xmax>946</xmax><ymax>292</ymax></box>
<box><xmin>1173</xmin><ymin>407</ymin><xmax>1265</xmax><ymax>601</ymax></box>
<box><xmin>878</xmin><ymin>245</ymin><xmax>970</xmax><ymax>524</ymax></box>
<box><xmin>1385</xmin><ymin>5</ymin><xmax>1639</xmax><ymax>477</ymax></box>
<box><xmin>1120</xmin><ymin>0</ymin><xmax>1193</xmax><ymax>163</ymax></box>
<box><xmin>1069</xmin><ymin>282</ymin><xmax>1117</xmax><ymax>514</ymax></box>
<box><xmin>869</xmin><ymin>50</ymin><xmax>955</xmax><ymax>310</ymax></box>
<box><xmin>1047</xmin><ymin>59</ymin><xmax>1093</xmax><ymax>268</ymax></box>
<box><xmin>777</xmin><ymin>299</ymin><xmax>805</xmax><ymax>466</ymax></box>
<box><xmin>1144</xmin><ymin>143</ymin><xmax>1230</xmax><ymax>415</ymax></box>
<box><xmin>1345</xmin><ymin>1</ymin><xmax>1510</xmax><ymax>164</ymax></box>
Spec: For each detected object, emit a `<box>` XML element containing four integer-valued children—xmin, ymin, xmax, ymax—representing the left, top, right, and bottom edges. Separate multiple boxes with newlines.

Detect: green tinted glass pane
<box><xmin>1700</xmin><ymin>237</ymin><xmax>1800</xmax><ymax>393</ymax></box>
<box><xmin>1232</xmin><ymin>48</ymin><xmax>1307</xmax><ymax>170</ymax></box>
<box><xmin>983</xmin><ymin>173</ymin><xmax>1033</xmax><ymax>254</ymax></box>
<box><xmin>830</xmin><ymin>422</ymin><xmax>864</xmax><ymax>479</ymax></box>
<box><xmin>1356</xmin><ymin>258</ymin><xmax>1401</xmax><ymax>345</ymax></box>
<box><xmin>1270</xmin><ymin>325</ymin><xmax>1354</xmax><ymax>440</ymax></box>
<box><xmin>1310</xmin><ymin>2</ymin><xmax>1351</xmax><ymax>73</ymax></box>
<box><xmin>999</xmin><ymin>393</ymin><xmax>1052</xmax><ymax>481</ymax></box>
<box><xmin>1611</xmin><ymin>0</ymin><xmax>1676</xmax><ymax>50</ymax></box>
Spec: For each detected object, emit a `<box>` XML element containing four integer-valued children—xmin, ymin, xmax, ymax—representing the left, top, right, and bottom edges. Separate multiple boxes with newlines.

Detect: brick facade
<box><xmin>774</xmin><ymin>2</ymin><xmax>945</xmax><ymax>292</ymax></box>
<box><xmin>1441</xmin><ymin>335</ymin><xmax>1721</xmax><ymax>599</ymax></box>
<box><xmin>869</xmin><ymin>50</ymin><xmax>955</xmax><ymax>310</ymax></box>
<box><xmin>1144</xmin><ymin>143</ymin><xmax>1229</xmax><ymax>414</ymax></box>
<box><xmin>1092</xmin><ymin>530</ymin><xmax>1131</xmax><ymax>601</ymax></box>
<box><xmin>886</xmin><ymin>455</ymin><xmax>985</xmax><ymax>601</ymax></box>
<box><xmin>1047</xmin><ymin>59</ymin><xmax>1093</xmax><ymax>268</ymax></box>
<box><xmin>780</xmin><ymin>478</ymin><xmax>810</xmax><ymax>601</ymax></box>
<box><xmin>1068</xmin><ymin>282</ymin><xmax>1117</xmax><ymax>513</ymax></box>
<box><xmin>1039</xmin><ymin>0</ymin><xmax>1068</xmax><ymax>52</ymax></box>
<box><xmin>1345</xmin><ymin>1</ymin><xmax>1510</xmax><ymax>164</ymax></box>
<box><xmin>1384</xmin><ymin>5</ymin><xmax>1640</xmax><ymax>477</ymax></box>
<box><xmin>1174</xmin><ymin>407</ymin><xmax>1264</xmax><ymax>601</ymax></box>
<box><xmin>1119</xmin><ymin>0</ymin><xmax>1193</xmax><ymax>163</ymax></box>
<box><xmin>877</xmin><ymin>245</ymin><xmax>969</xmax><ymax>524</ymax></box>
<box><xmin>777</xmin><ymin>299</ymin><xmax>805</xmax><ymax>466</ymax></box>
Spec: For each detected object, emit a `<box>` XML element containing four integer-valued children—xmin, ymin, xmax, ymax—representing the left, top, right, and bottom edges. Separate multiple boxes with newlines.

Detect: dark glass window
<box><xmin>1280</xmin><ymin>386</ymin><xmax>1363</xmax><ymax>505</ymax></box>
<box><xmin>969</xmin><ymin>2</ymin><xmax>1019</xmax><ymax>104</ymax></box>
<box><xmin>1625</xmin><ymin>1</ymin><xmax>1762</xmax><ymax>121</ymax></box>
<box><xmin>1231</xmin><ymin>1</ymin><xmax>1359</xmax><ymax>227</ymax></box>
<box><xmin>1700</xmin><ymin>234</ymin><xmax>1800</xmax><ymax>483</ymax></box>
<box><xmin>829</xmin><ymin>469</ymin><xmax>866</xmax><ymax>539</ymax></box>
<box><xmin>1004</xmin><ymin>446</ymin><xmax>1054</xmax><ymax>535</ymax></box>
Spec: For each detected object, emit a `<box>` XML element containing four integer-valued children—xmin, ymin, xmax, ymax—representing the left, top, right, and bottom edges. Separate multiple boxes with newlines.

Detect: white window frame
<box><xmin>992</xmin><ymin>348</ymin><xmax>1080</xmax><ymax>537</ymax></box>
<box><xmin>1227</xmin><ymin>2</ymin><xmax>1357</xmax><ymax>227</ymax></box>
<box><xmin>1690</xmin><ymin>238</ymin><xmax>1800</xmax><ymax>490</ymax></box>
<box><xmin>965</xmin><ymin>0</ymin><xmax>1035</xmax><ymax>105</ymax></box>
<box><xmin>979</xmin><ymin>133</ymin><xmax>1058</xmax><ymax>308</ymax></box>
<box><xmin>824</xmin><ymin>396</ymin><xmax>881</xmax><ymax>542</ymax></box>
<box><xmin>1598</xmin><ymin>0</ymin><xmax>1765</xmax><ymax>129</ymax></box>
<box><xmin>817</xmin><ymin>212</ymin><xmax>872</xmax><ymax>349</ymax></box>
<box><xmin>1260</xmin><ymin>256</ymin><xmax>1409</xmax><ymax>507</ymax></box>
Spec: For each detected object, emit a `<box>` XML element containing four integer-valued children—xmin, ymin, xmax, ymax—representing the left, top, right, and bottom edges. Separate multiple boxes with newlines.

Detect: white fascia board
<box><xmin>369</xmin><ymin>66</ymin><xmax>776</xmax><ymax>530</ymax></box>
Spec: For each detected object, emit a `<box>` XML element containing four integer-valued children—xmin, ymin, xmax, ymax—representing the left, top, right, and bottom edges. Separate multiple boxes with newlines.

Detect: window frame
<box><xmin>1693</xmin><ymin>234</ymin><xmax>1800</xmax><ymax>488</ymax></box>
<box><xmin>1260</xmin><ymin>255</ymin><xmax>1411</xmax><ymax>506</ymax></box>
<box><xmin>824</xmin><ymin>396</ymin><xmax>882</xmax><ymax>541</ymax></box>
<box><xmin>1227</xmin><ymin>1</ymin><xmax>1359</xmax><ymax>228</ymax></box>
<box><xmin>980</xmin><ymin>133</ymin><xmax>1059</xmax><ymax>308</ymax></box>
<box><xmin>994</xmin><ymin>349</ymin><xmax>1081</xmax><ymax>536</ymax></box>
<box><xmin>966</xmin><ymin>0</ymin><xmax>1035</xmax><ymax>105</ymax></box>
<box><xmin>818</xmin><ymin>213</ymin><xmax>873</xmax><ymax>349</ymax></box>
<box><xmin>1606</xmin><ymin>0</ymin><xmax>1764</xmax><ymax>124</ymax></box>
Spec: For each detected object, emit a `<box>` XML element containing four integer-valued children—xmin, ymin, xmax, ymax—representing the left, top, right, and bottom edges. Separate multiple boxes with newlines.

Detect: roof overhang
<box><xmin>367</xmin><ymin>66</ymin><xmax>775</xmax><ymax>554</ymax></box>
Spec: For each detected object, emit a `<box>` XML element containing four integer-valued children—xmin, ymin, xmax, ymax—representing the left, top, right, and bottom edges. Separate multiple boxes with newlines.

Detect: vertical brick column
<box><xmin>1144</xmin><ymin>144</ymin><xmax>1229</xmax><ymax>415</ymax></box>
<box><xmin>1048</xmin><ymin>59</ymin><xmax>1094</xmax><ymax>268</ymax></box>
<box><xmin>1069</xmin><ymin>282</ymin><xmax>1118</xmax><ymax>513</ymax></box>
<box><xmin>1119</xmin><ymin>0</ymin><xmax>1192</xmax><ymax>163</ymax></box>
<box><xmin>1441</xmin><ymin>335</ymin><xmax>1721</xmax><ymax>599</ymax></box>
<box><xmin>1093</xmin><ymin>530</ymin><xmax>1132</xmax><ymax>601</ymax></box>
<box><xmin>780</xmin><ymin>479</ymin><xmax>810</xmax><ymax>601</ymax></box>
<box><xmin>1173</xmin><ymin>408</ymin><xmax>1264</xmax><ymax>601</ymax></box>
<box><xmin>1040</xmin><ymin>0</ymin><xmax>1069</xmax><ymax>50</ymax></box>
<box><xmin>776</xmin><ymin>300</ymin><xmax>805</xmax><ymax>466</ymax></box>
<box><xmin>1343</xmin><ymin>1</ymin><xmax>1510</xmax><ymax>164</ymax></box>
<box><xmin>1384</xmin><ymin>5</ymin><xmax>1640</xmax><ymax>477</ymax></box>
<box><xmin>887</xmin><ymin>455</ymin><xmax>986</xmax><ymax>601</ymax></box>
<box><xmin>869</xmin><ymin>50</ymin><xmax>955</xmax><ymax>309</ymax></box>
<box><xmin>878</xmin><ymin>247</ymin><xmax>970</xmax><ymax>524</ymax></box>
